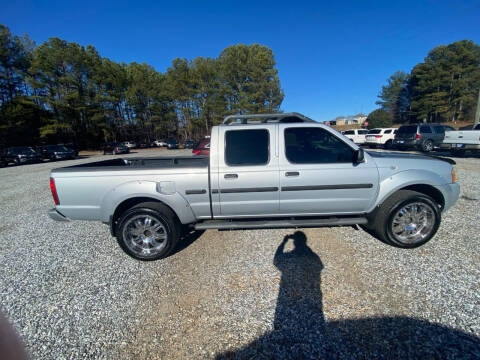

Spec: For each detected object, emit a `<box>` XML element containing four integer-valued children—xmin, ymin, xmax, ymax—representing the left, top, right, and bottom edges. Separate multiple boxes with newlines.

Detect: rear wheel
<box><xmin>366</xmin><ymin>190</ymin><xmax>441</xmax><ymax>248</ymax></box>
<box><xmin>116</xmin><ymin>202</ymin><xmax>180</xmax><ymax>261</ymax></box>
<box><xmin>421</xmin><ymin>140</ymin><xmax>433</xmax><ymax>152</ymax></box>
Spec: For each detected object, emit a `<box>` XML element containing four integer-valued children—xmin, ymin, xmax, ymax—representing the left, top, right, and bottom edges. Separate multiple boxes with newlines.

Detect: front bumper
<box><xmin>48</xmin><ymin>208</ymin><xmax>70</xmax><ymax>221</ymax></box>
<box><xmin>435</xmin><ymin>183</ymin><xmax>460</xmax><ymax>212</ymax></box>
<box><xmin>19</xmin><ymin>157</ymin><xmax>42</xmax><ymax>163</ymax></box>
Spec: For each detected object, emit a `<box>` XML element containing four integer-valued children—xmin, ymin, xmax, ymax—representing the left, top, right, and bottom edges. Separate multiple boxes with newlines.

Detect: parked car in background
<box><xmin>365</xmin><ymin>128</ymin><xmax>397</xmax><ymax>149</ymax></box>
<box><xmin>102</xmin><ymin>142</ymin><xmax>130</xmax><ymax>155</ymax></box>
<box><xmin>57</xmin><ymin>143</ymin><xmax>79</xmax><ymax>156</ymax></box>
<box><xmin>183</xmin><ymin>139</ymin><xmax>195</xmax><ymax>149</ymax></box>
<box><xmin>123</xmin><ymin>141</ymin><xmax>137</xmax><ymax>149</ymax></box>
<box><xmin>167</xmin><ymin>138</ymin><xmax>179</xmax><ymax>149</ymax></box>
<box><xmin>393</xmin><ymin>123</ymin><xmax>447</xmax><ymax>152</ymax></box>
<box><xmin>5</xmin><ymin>146</ymin><xmax>43</xmax><ymax>165</ymax></box>
<box><xmin>192</xmin><ymin>138</ymin><xmax>210</xmax><ymax>155</ymax></box>
<box><xmin>342</xmin><ymin>129</ymin><xmax>369</xmax><ymax>144</ymax></box>
<box><xmin>138</xmin><ymin>142</ymin><xmax>149</xmax><ymax>149</ymax></box>
<box><xmin>42</xmin><ymin>145</ymin><xmax>76</xmax><ymax>161</ymax></box>
<box><xmin>153</xmin><ymin>139</ymin><xmax>167</xmax><ymax>147</ymax></box>
<box><xmin>439</xmin><ymin>123</ymin><xmax>480</xmax><ymax>155</ymax></box>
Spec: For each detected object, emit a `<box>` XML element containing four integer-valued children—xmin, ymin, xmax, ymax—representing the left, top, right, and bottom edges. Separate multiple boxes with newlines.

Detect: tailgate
<box><xmin>443</xmin><ymin>131</ymin><xmax>480</xmax><ymax>144</ymax></box>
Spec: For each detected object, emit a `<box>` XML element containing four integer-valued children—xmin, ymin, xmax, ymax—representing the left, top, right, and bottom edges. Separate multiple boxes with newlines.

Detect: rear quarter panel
<box><xmin>53</xmin><ymin>167</ymin><xmax>209</xmax><ymax>223</ymax></box>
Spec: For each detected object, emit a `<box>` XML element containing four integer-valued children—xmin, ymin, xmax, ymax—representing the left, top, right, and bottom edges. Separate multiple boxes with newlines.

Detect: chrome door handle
<box><xmin>285</xmin><ymin>172</ymin><xmax>299</xmax><ymax>177</ymax></box>
<box><xmin>224</xmin><ymin>174</ymin><xmax>238</xmax><ymax>179</ymax></box>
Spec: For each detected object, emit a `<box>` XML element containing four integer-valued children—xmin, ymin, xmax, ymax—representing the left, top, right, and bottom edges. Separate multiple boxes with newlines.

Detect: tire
<box><xmin>421</xmin><ymin>140</ymin><xmax>433</xmax><ymax>152</ymax></box>
<box><xmin>366</xmin><ymin>190</ymin><xmax>441</xmax><ymax>248</ymax></box>
<box><xmin>115</xmin><ymin>202</ymin><xmax>180</xmax><ymax>261</ymax></box>
<box><xmin>14</xmin><ymin>158</ymin><xmax>20</xmax><ymax>166</ymax></box>
<box><xmin>384</xmin><ymin>140</ymin><xmax>393</xmax><ymax>150</ymax></box>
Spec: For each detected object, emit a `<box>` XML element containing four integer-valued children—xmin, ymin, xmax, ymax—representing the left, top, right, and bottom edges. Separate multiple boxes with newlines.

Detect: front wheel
<box><xmin>116</xmin><ymin>202</ymin><xmax>180</xmax><ymax>261</ymax></box>
<box><xmin>367</xmin><ymin>190</ymin><xmax>441</xmax><ymax>248</ymax></box>
<box><xmin>384</xmin><ymin>140</ymin><xmax>393</xmax><ymax>150</ymax></box>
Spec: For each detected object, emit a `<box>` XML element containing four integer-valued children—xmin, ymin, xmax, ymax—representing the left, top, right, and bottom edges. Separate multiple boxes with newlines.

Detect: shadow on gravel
<box><xmin>216</xmin><ymin>231</ymin><xmax>480</xmax><ymax>359</ymax></box>
<box><xmin>169</xmin><ymin>229</ymin><xmax>205</xmax><ymax>257</ymax></box>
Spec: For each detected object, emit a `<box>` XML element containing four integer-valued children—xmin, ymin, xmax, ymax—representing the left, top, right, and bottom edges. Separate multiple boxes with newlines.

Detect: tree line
<box><xmin>0</xmin><ymin>24</ymin><xmax>283</xmax><ymax>149</ymax></box>
<box><xmin>369</xmin><ymin>40</ymin><xmax>480</xmax><ymax>128</ymax></box>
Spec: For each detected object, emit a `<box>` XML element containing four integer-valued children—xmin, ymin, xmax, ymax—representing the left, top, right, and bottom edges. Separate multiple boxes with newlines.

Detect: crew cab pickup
<box><xmin>49</xmin><ymin>113</ymin><xmax>460</xmax><ymax>261</ymax></box>
<box><xmin>439</xmin><ymin>124</ymin><xmax>480</xmax><ymax>155</ymax></box>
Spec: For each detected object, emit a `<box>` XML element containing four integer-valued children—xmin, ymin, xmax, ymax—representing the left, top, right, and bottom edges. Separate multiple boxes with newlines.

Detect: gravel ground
<box><xmin>0</xmin><ymin>148</ymin><xmax>479</xmax><ymax>359</ymax></box>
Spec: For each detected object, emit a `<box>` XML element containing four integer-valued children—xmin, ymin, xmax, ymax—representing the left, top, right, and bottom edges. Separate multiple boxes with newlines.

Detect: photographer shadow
<box><xmin>217</xmin><ymin>231</ymin><xmax>480</xmax><ymax>359</ymax></box>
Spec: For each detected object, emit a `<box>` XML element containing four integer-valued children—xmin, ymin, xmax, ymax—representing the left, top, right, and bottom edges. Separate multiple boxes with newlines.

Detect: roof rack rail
<box><xmin>222</xmin><ymin>112</ymin><xmax>316</xmax><ymax>125</ymax></box>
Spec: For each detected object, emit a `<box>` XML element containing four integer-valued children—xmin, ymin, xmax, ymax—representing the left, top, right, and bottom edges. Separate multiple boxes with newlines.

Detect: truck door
<box><xmin>279</xmin><ymin>125</ymin><xmax>378</xmax><ymax>215</ymax></box>
<box><xmin>217</xmin><ymin>125</ymin><xmax>280</xmax><ymax>216</ymax></box>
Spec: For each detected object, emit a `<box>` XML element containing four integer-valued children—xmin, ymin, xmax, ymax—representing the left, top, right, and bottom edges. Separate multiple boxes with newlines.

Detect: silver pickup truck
<box><xmin>49</xmin><ymin>113</ymin><xmax>460</xmax><ymax>261</ymax></box>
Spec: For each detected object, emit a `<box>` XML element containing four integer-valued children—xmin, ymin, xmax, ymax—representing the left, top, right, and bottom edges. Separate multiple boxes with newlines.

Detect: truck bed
<box><xmin>52</xmin><ymin>156</ymin><xmax>209</xmax><ymax>172</ymax></box>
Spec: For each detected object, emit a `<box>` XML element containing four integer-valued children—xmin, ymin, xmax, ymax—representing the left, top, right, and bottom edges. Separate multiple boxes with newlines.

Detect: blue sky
<box><xmin>2</xmin><ymin>0</ymin><xmax>479</xmax><ymax>121</ymax></box>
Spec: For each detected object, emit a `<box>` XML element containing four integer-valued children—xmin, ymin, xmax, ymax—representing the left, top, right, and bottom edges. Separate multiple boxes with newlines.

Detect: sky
<box><xmin>1</xmin><ymin>0</ymin><xmax>479</xmax><ymax>121</ymax></box>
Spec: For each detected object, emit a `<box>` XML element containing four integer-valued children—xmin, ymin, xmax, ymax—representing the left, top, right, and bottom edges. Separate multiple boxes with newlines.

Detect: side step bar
<box><xmin>194</xmin><ymin>217</ymin><xmax>368</xmax><ymax>230</ymax></box>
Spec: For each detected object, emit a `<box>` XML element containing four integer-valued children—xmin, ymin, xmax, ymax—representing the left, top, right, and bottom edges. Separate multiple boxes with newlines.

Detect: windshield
<box><xmin>358</xmin><ymin>130</ymin><xmax>368</xmax><ymax>134</ymax></box>
<box><xmin>398</xmin><ymin>125</ymin><xmax>417</xmax><ymax>134</ymax></box>
<box><xmin>47</xmin><ymin>145</ymin><xmax>69</xmax><ymax>151</ymax></box>
<box><xmin>11</xmin><ymin>147</ymin><xmax>36</xmax><ymax>154</ymax></box>
<box><xmin>368</xmin><ymin>129</ymin><xmax>381</xmax><ymax>134</ymax></box>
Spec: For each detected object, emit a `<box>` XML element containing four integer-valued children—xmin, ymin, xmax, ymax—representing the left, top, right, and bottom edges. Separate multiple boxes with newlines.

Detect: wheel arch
<box><xmin>100</xmin><ymin>181</ymin><xmax>196</xmax><ymax>226</ymax></box>
<box><xmin>399</xmin><ymin>184</ymin><xmax>445</xmax><ymax>209</ymax></box>
<box><xmin>370</xmin><ymin>170</ymin><xmax>448</xmax><ymax>214</ymax></box>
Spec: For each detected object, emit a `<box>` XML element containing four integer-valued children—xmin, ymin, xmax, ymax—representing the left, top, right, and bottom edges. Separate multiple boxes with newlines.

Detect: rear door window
<box><xmin>225</xmin><ymin>129</ymin><xmax>269</xmax><ymax>166</ymax></box>
<box><xmin>420</xmin><ymin>125</ymin><xmax>432</xmax><ymax>133</ymax></box>
<box><xmin>433</xmin><ymin>125</ymin><xmax>445</xmax><ymax>134</ymax></box>
<box><xmin>343</xmin><ymin>130</ymin><xmax>354</xmax><ymax>135</ymax></box>
<box><xmin>384</xmin><ymin>129</ymin><xmax>392</xmax><ymax>134</ymax></box>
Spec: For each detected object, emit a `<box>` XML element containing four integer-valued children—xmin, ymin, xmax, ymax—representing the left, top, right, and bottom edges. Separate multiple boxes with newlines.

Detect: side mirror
<box><xmin>353</xmin><ymin>148</ymin><xmax>365</xmax><ymax>164</ymax></box>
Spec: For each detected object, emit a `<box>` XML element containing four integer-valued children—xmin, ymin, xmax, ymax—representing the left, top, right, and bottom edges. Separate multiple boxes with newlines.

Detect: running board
<box><xmin>194</xmin><ymin>217</ymin><xmax>368</xmax><ymax>230</ymax></box>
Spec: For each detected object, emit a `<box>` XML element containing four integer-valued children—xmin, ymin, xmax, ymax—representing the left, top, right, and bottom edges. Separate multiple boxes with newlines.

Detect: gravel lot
<box><xmin>0</xmin><ymin>148</ymin><xmax>479</xmax><ymax>359</ymax></box>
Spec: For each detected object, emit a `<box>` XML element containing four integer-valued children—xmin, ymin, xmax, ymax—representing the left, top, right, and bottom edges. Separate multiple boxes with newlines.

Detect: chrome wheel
<box><xmin>122</xmin><ymin>215</ymin><xmax>168</xmax><ymax>256</ymax></box>
<box><xmin>390</xmin><ymin>202</ymin><xmax>435</xmax><ymax>244</ymax></box>
<box><xmin>423</xmin><ymin>141</ymin><xmax>433</xmax><ymax>152</ymax></box>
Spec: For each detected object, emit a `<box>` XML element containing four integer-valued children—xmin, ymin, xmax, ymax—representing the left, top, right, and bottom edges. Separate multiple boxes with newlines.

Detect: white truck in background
<box><xmin>342</xmin><ymin>129</ymin><xmax>368</xmax><ymax>144</ymax></box>
<box><xmin>439</xmin><ymin>124</ymin><xmax>480</xmax><ymax>155</ymax></box>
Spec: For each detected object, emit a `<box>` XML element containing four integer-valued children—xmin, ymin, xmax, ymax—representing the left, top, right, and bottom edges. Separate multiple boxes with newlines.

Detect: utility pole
<box><xmin>475</xmin><ymin>88</ymin><xmax>480</xmax><ymax>126</ymax></box>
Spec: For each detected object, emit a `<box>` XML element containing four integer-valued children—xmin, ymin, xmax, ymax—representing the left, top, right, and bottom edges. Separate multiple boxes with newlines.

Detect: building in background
<box><xmin>324</xmin><ymin>114</ymin><xmax>367</xmax><ymax>126</ymax></box>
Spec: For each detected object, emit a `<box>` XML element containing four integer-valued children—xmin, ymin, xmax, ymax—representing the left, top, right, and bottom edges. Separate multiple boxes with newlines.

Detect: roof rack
<box><xmin>222</xmin><ymin>112</ymin><xmax>316</xmax><ymax>125</ymax></box>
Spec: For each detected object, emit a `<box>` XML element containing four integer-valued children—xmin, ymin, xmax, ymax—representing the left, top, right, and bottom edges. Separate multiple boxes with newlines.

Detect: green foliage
<box><xmin>376</xmin><ymin>71</ymin><xmax>409</xmax><ymax>123</ymax></box>
<box><xmin>378</xmin><ymin>40</ymin><xmax>480</xmax><ymax>123</ymax></box>
<box><xmin>0</xmin><ymin>23</ymin><xmax>284</xmax><ymax>148</ymax></box>
<box><xmin>218</xmin><ymin>44</ymin><xmax>284</xmax><ymax>114</ymax></box>
<box><xmin>366</xmin><ymin>109</ymin><xmax>393</xmax><ymax>129</ymax></box>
